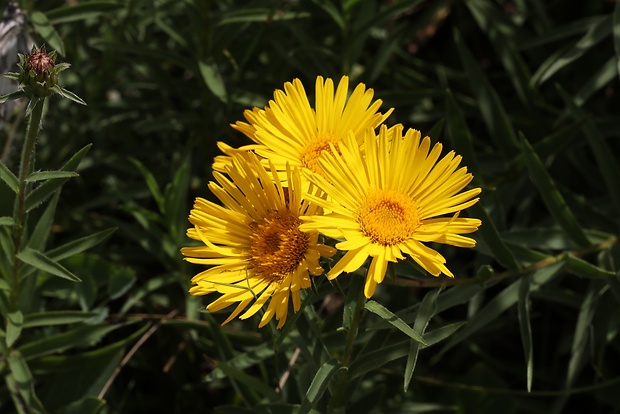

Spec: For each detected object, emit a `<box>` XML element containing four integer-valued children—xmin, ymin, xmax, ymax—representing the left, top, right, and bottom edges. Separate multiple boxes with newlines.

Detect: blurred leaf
<box><xmin>23</xmin><ymin>311</ymin><xmax>99</xmax><ymax>328</ymax></box>
<box><xmin>453</xmin><ymin>28</ymin><xmax>520</xmax><ymax>158</ymax></box>
<box><xmin>0</xmin><ymin>161</ymin><xmax>19</xmax><ymax>193</ymax></box>
<box><xmin>217</xmin><ymin>8</ymin><xmax>311</xmax><ymax>25</ymax></box>
<box><xmin>25</xmin><ymin>171</ymin><xmax>78</xmax><ymax>182</ymax></box>
<box><xmin>19</xmin><ymin>321</ymin><xmax>136</xmax><ymax>360</ymax></box>
<box><xmin>46</xmin><ymin>2</ymin><xmax>124</xmax><ymax>24</ymax></box>
<box><xmin>206</xmin><ymin>343</ymin><xmax>275</xmax><ymax>381</ymax></box>
<box><xmin>566</xmin><ymin>281</ymin><xmax>606</xmax><ymax>389</ymax></box>
<box><xmin>17</xmin><ymin>248</ymin><xmax>81</xmax><ymax>282</ymax></box>
<box><xmin>519</xmin><ymin>16</ymin><xmax>608</xmax><ymax>49</ymax></box>
<box><xmin>6</xmin><ymin>350</ymin><xmax>46</xmax><ymax>413</ymax></box>
<box><xmin>46</xmin><ymin>228</ymin><xmax>117</xmax><ymax>262</ymax></box>
<box><xmin>532</xmin><ymin>16</ymin><xmax>612</xmax><ymax>85</ymax></box>
<box><xmin>0</xmin><ymin>217</ymin><xmax>15</xmax><ymax>226</ymax></box>
<box><xmin>30</xmin><ymin>11</ymin><xmax>66</xmax><ymax>56</ymax></box>
<box><xmin>107</xmin><ymin>266</ymin><xmax>136</xmax><ymax>300</ymax></box>
<box><xmin>198</xmin><ymin>59</ymin><xmax>228</xmax><ymax>103</ymax></box>
<box><xmin>60</xmin><ymin>396</ymin><xmax>106</xmax><ymax>414</ymax></box>
<box><xmin>574</xmin><ymin>57</ymin><xmax>617</xmax><ymax>106</ymax></box>
<box><xmin>119</xmin><ymin>276</ymin><xmax>174</xmax><ymax>314</ymax></box>
<box><xmin>215</xmin><ymin>361</ymin><xmax>280</xmax><ymax>400</ymax></box>
<box><xmin>7</xmin><ymin>311</ymin><xmax>23</xmax><ymax>348</ymax></box>
<box><xmin>565</xmin><ymin>255</ymin><xmax>615</xmax><ymax>279</ymax></box>
<box><xmin>520</xmin><ymin>135</ymin><xmax>590</xmax><ymax>247</ymax></box>
<box><xmin>558</xmin><ymin>87</ymin><xmax>620</xmax><ymax>214</ymax></box>
<box><xmin>349</xmin><ymin>339</ymin><xmax>409</xmax><ymax>379</ymax></box>
<box><xmin>518</xmin><ymin>274</ymin><xmax>533</xmax><ymax>392</ymax></box>
<box><xmin>299</xmin><ymin>358</ymin><xmax>340</xmax><ymax>414</ymax></box>
<box><xmin>365</xmin><ymin>301</ymin><xmax>426</xmax><ymax>345</ymax></box>
<box><xmin>0</xmin><ymin>91</ymin><xmax>26</xmax><ymax>104</ymax></box>
<box><xmin>404</xmin><ymin>288</ymin><xmax>440</xmax><ymax>391</ymax></box>
<box><xmin>163</xmin><ymin>149</ymin><xmax>191</xmax><ymax>243</ymax></box>
<box><xmin>129</xmin><ymin>158</ymin><xmax>164</xmax><ymax>214</ymax></box>
<box><xmin>26</xmin><ymin>145</ymin><xmax>91</xmax><ymax>212</ymax></box>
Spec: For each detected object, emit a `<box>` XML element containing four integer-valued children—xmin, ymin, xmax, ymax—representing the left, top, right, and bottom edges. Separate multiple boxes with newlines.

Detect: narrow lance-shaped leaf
<box><xmin>518</xmin><ymin>274</ymin><xmax>533</xmax><ymax>392</ymax></box>
<box><xmin>365</xmin><ymin>301</ymin><xmax>426</xmax><ymax>345</ymax></box>
<box><xmin>25</xmin><ymin>171</ymin><xmax>78</xmax><ymax>182</ymax></box>
<box><xmin>6</xmin><ymin>311</ymin><xmax>24</xmax><ymax>348</ymax></box>
<box><xmin>520</xmin><ymin>134</ymin><xmax>590</xmax><ymax>247</ymax></box>
<box><xmin>25</xmin><ymin>144</ymin><xmax>91</xmax><ymax>212</ymax></box>
<box><xmin>0</xmin><ymin>160</ymin><xmax>19</xmax><ymax>193</ymax></box>
<box><xmin>29</xmin><ymin>11</ymin><xmax>66</xmax><ymax>56</ymax></box>
<box><xmin>404</xmin><ymin>288</ymin><xmax>440</xmax><ymax>391</ymax></box>
<box><xmin>17</xmin><ymin>247</ymin><xmax>81</xmax><ymax>282</ymax></box>
<box><xmin>445</xmin><ymin>89</ymin><xmax>482</xmax><ymax>180</ymax></box>
<box><xmin>0</xmin><ymin>217</ymin><xmax>15</xmax><ymax>226</ymax></box>
<box><xmin>299</xmin><ymin>359</ymin><xmax>341</xmax><ymax>414</ymax></box>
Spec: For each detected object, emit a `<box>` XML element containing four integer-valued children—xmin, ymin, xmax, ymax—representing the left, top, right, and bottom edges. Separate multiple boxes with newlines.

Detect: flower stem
<box><xmin>328</xmin><ymin>275</ymin><xmax>367</xmax><ymax>413</ymax></box>
<box><xmin>11</xmin><ymin>98</ymin><xmax>45</xmax><ymax>307</ymax></box>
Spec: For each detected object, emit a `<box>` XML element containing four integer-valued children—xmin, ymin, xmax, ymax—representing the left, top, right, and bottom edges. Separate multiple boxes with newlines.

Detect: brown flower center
<box><xmin>249</xmin><ymin>210</ymin><xmax>309</xmax><ymax>281</ymax></box>
<box><xmin>300</xmin><ymin>134</ymin><xmax>339</xmax><ymax>175</ymax></box>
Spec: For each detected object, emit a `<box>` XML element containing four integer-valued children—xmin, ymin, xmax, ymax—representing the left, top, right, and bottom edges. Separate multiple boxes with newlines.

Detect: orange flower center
<box><xmin>249</xmin><ymin>210</ymin><xmax>309</xmax><ymax>281</ymax></box>
<box><xmin>357</xmin><ymin>189</ymin><xmax>420</xmax><ymax>246</ymax></box>
<box><xmin>299</xmin><ymin>134</ymin><xmax>339</xmax><ymax>175</ymax></box>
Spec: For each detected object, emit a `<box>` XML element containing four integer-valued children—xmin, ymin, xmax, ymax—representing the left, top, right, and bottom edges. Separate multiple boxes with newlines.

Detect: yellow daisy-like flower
<box><xmin>213</xmin><ymin>76</ymin><xmax>393</xmax><ymax>176</ymax></box>
<box><xmin>299</xmin><ymin>125</ymin><xmax>482</xmax><ymax>298</ymax></box>
<box><xmin>181</xmin><ymin>152</ymin><xmax>336</xmax><ymax>328</ymax></box>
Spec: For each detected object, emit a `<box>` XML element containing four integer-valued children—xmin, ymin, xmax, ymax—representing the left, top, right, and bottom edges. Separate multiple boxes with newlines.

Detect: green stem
<box><xmin>328</xmin><ymin>275</ymin><xmax>367</xmax><ymax>413</ymax></box>
<box><xmin>11</xmin><ymin>98</ymin><xmax>45</xmax><ymax>307</ymax></box>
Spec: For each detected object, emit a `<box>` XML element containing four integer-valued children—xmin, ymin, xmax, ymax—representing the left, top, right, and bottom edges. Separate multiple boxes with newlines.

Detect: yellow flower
<box><xmin>213</xmin><ymin>76</ymin><xmax>393</xmax><ymax>177</ymax></box>
<box><xmin>299</xmin><ymin>125</ymin><xmax>482</xmax><ymax>298</ymax></box>
<box><xmin>182</xmin><ymin>152</ymin><xmax>336</xmax><ymax>328</ymax></box>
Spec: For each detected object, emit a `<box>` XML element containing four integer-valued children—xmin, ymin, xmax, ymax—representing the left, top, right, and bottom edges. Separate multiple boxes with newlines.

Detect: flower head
<box><xmin>300</xmin><ymin>125</ymin><xmax>482</xmax><ymax>298</ymax></box>
<box><xmin>214</xmin><ymin>76</ymin><xmax>393</xmax><ymax>178</ymax></box>
<box><xmin>182</xmin><ymin>152</ymin><xmax>336</xmax><ymax>328</ymax></box>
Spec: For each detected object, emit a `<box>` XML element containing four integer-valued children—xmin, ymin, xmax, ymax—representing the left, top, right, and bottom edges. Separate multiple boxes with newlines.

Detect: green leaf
<box><xmin>518</xmin><ymin>274</ymin><xmax>533</xmax><ymax>392</ymax></box>
<box><xmin>19</xmin><ymin>321</ymin><xmax>135</xmax><ymax>360</ymax></box>
<box><xmin>0</xmin><ymin>217</ymin><xmax>15</xmax><ymax>226</ymax></box>
<box><xmin>365</xmin><ymin>301</ymin><xmax>426</xmax><ymax>345</ymax></box>
<box><xmin>566</xmin><ymin>281</ymin><xmax>606</xmax><ymax>388</ymax></box>
<box><xmin>26</xmin><ymin>144</ymin><xmax>91</xmax><ymax>212</ymax></box>
<box><xmin>46</xmin><ymin>228</ymin><xmax>117</xmax><ymax>262</ymax></box>
<box><xmin>574</xmin><ymin>57</ymin><xmax>617</xmax><ymax>106</ymax></box>
<box><xmin>532</xmin><ymin>16</ymin><xmax>612</xmax><ymax>85</ymax></box>
<box><xmin>7</xmin><ymin>311</ymin><xmax>24</xmax><ymax>347</ymax></box>
<box><xmin>6</xmin><ymin>351</ymin><xmax>47</xmax><ymax>413</ymax></box>
<box><xmin>299</xmin><ymin>358</ymin><xmax>340</xmax><ymax>414</ymax></box>
<box><xmin>469</xmin><ymin>203</ymin><xmax>521</xmax><ymax>269</ymax></box>
<box><xmin>439</xmin><ymin>261</ymin><xmax>565</xmax><ymax>357</ymax></box>
<box><xmin>0</xmin><ymin>160</ymin><xmax>19</xmax><ymax>193</ymax></box>
<box><xmin>520</xmin><ymin>134</ymin><xmax>590</xmax><ymax>247</ymax></box>
<box><xmin>565</xmin><ymin>255</ymin><xmax>615</xmax><ymax>279</ymax></box>
<box><xmin>206</xmin><ymin>344</ymin><xmax>276</xmax><ymax>381</ymax></box>
<box><xmin>61</xmin><ymin>397</ymin><xmax>106</xmax><ymax>414</ymax></box>
<box><xmin>404</xmin><ymin>288</ymin><xmax>440</xmax><ymax>391</ymax></box>
<box><xmin>198</xmin><ymin>59</ymin><xmax>228</xmax><ymax>103</ymax></box>
<box><xmin>53</xmin><ymin>86</ymin><xmax>87</xmax><ymax>106</ymax></box>
<box><xmin>107</xmin><ymin>266</ymin><xmax>136</xmax><ymax>300</ymax></box>
<box><xmin>453</xmin><ymin>28</ymin><xmax>520</xmax><ymax>158</ymax></box>
<box><xmin>422</xmin><ymin>322</ymin><xmax>467</xmax><ymax>347</ymax></box>
<box><xmin>215</xmin><ymin>361</ymin><xmax>280</xmax><ymax>400</ymax></box>
<box><xmin>17</xmin><ymin>248</ymin><xmax>81</xmax><ymax>282</ymax></box>
<box><xmin>28</xmin><ymin>191</ymin><xmax>60</xmax><ymax>252</ymax></box>
<box><xmin>349</xmin><ymin>339</ymin><xmax>409</xmax><ymax>380</ymax></box>
<box><xmin>25</xmin><ymin>171</ymin><xmax>78</xmax><ymax>182</ymax></box>
<box><xmin>129</xmin><ymin>158</ymin><xmax>164</xmax><ymax>214</ymax></box>
<box><xmin>558</xmin><ymin>87</ymin><xmax>620</xmax><ymax>214</ymax></box>
<box><xmin>0</xmin><ymin>90</ymin><xmax>26</xmax><ymax>104</ymax></box>
<box><xmin>30</xmin><ymin>11</ymin><xmax>66</xmax><ymax>56</ymax></box>
<box><xmin>45</xmin><ymin>1</ymin><xmax>124</xmax><ymax>24</ymax></box>
<box><xmin>23</xmin><ymin>311</ymin><xmax>99</xmax><ymax>328</ymax></box>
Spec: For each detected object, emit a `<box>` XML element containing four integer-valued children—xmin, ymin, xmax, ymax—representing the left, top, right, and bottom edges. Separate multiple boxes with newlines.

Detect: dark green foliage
<box><xmin>0</xmin><ymin>0</ymin><xmax>619</xmax><ymax>413</ymax></box>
